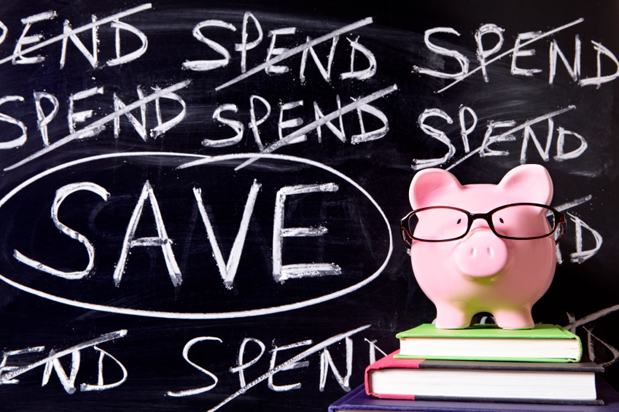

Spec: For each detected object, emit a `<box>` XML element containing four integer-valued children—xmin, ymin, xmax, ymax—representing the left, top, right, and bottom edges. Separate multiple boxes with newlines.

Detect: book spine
<box><xmin>364</xmin><ymin>353</ymin><xmax>423</xmax><ymax>398</ymax></box>
<box><xmin>574</xmin><ymin>334</ymin><xmax>583</xmax><ymax>362</ymax></box>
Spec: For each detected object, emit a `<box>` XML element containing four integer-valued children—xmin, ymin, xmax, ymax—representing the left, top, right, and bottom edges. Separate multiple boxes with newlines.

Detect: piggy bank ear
<box><xmin>498</xmin><ymin>164</ymin><xmax>553</xmax><ymax>205</ymax></box>
<box><xmin>409</xmin><ymin>168</ymin><xmax>462</xmax><ymax>209</ymax></box>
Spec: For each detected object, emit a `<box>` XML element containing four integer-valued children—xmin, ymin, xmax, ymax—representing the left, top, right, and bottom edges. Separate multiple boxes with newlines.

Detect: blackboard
<box><xmin>0</xmin><ymin>0</ymin><xmax>618</xmax><ymax>411</ymax></box>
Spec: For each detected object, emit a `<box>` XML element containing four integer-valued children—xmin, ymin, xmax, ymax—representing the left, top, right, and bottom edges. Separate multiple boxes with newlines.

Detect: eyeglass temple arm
<box><xmin>400</xmin><ymin>213</ymin><xmax>414</xmax><ymax>248</ymax></box>
<box><xmin>401</xmin><ymin>227</ymin><xmax>413</xmax><ymax>248</ymax></box>
<box><xmin>554</xmin><ymin>212</ymin><xmax>567</xmax><ymax>244</ymax></box>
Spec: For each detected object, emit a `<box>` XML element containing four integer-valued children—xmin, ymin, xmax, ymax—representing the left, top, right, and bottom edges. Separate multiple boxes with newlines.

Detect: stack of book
<box><xmin>329</xmin><ymin>323</ymin><xmax>619</xmax><ymax>411</ymax></box>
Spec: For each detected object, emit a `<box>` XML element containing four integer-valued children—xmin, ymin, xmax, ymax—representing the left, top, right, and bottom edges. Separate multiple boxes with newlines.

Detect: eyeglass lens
<box><xmin>408</xmin><ymin>204</ymin><xmax>557</xmax><ymax>242</ymax></box>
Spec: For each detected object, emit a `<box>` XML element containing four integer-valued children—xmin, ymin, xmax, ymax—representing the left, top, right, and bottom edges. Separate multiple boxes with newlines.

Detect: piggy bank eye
<box><xmin>410</xmin><ymin>207</ymin><xmax>469</xmax><ymax>241</ymax></box>
<box><xmin>491</xmin><ymin>204</ymin><xmax>558</xmax><ymax>239</ymax></box>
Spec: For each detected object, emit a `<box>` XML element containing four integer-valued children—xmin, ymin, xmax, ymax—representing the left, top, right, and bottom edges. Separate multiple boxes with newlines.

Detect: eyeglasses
<box><xmin>400</xmin><ymin>203</ymin><xmax>566</xmax><ymax>247</ymax></box>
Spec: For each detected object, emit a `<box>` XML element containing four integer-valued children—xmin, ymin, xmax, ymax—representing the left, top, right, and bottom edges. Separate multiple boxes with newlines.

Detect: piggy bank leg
<box><xmin>493</xmin><ymin>307</ymin><xmax>534</xmax><ymax>329</ymax></box>
<box><xmin>435</xmin><ymin>304</ymin><xmax>474</xmax><ymax>329</ymax></box>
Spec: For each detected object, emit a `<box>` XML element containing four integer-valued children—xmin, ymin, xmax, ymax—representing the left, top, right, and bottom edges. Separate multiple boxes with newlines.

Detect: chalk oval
<box><xmin>0</xmin><ymin>153</ymin><xmax>392</xmax><ymax>319</ymax></box>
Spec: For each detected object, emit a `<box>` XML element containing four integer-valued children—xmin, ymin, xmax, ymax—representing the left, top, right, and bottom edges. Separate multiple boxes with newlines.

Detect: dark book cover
<box><xmin>330</xmin><ymin>378</ymin><xmax>619</xmax><ymax>412</ymax></box>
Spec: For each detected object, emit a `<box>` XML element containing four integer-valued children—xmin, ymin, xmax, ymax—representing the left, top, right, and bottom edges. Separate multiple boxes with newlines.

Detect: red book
<box><xmin>364</xmin><ymin>351</ymin><xmax>603</xmax><ymax>405</ymax></box>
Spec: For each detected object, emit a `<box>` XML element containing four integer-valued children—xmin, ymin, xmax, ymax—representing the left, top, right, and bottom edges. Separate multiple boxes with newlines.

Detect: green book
<box><xmin>395</xmin><ymin>323</ymin><xmax>582</xmax><ymax>362</ymax></box>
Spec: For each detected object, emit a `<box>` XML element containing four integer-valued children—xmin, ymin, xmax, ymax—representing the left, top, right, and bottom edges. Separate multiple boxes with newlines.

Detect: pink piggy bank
<box><xmin>400</xmin><ymin>165</ymin><xmax>566</xmax><ymax>329</ymax></box>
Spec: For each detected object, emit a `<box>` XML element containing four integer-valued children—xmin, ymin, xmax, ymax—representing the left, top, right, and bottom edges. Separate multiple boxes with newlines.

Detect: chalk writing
<box><xmin>4</xmin><ymin>81</ymin><xmax>191</xmax><ymax>171</ymax></box>
<box><xmin>1</xmin><ymin>325</ymin><xmax>392</xmax><ymax>412</ymax></box>
<box><xmin>414</xmin><ymin>19</ymin><xmax>619</xmax><ymax>92</ymax></box>
<box><xmin>0</xmin><ymin>153</ymin><xmax>393</xmax><ymax>319</ymax></box>
<box><xmin>204</xmin><ymin>325</ymin><xmax>370</xmax><ymax>412</ymax></box>
<box><xmin>565</xmin><ymin>309</ymin><xmax>619</xmax><ymax>368</ymax></box>
<box><xmin>213</xmin><ymin>17</ymin><xmax>375</xmax><ymax>90</ymax></box>
<box><xmin>0</xmin><ymin>330</ymin><xmax>127</xmax><ymax>392</ymax></box>
<box><xmin>1</xmin><ymin>4</ymin><xmax>151</xmax><ymax>67</ymax></box>
<box><xmin>418</xmin><ymin>105</ymin><xmax>582</xmax><ymax>171</ymax></box>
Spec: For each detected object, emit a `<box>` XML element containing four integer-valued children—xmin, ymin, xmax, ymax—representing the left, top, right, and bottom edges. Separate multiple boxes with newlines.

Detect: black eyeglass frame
<box><xmin>400</xmin><ymin>202</ymin><xmax>567</xmax><ymax>247</ymax></box>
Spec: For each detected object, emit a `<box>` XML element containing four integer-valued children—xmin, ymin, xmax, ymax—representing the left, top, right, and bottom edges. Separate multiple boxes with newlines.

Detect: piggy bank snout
<box><xmin>454</xmin><ymin>230</ymin><xmax>509</xmax><ymax>278</ymax></box>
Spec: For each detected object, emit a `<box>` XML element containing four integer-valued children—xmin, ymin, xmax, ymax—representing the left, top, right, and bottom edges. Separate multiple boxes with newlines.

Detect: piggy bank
<box><xmin>401</xmin><ymin>165</ymin><xmax>565</xmax><ymax>329</ymax></box>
